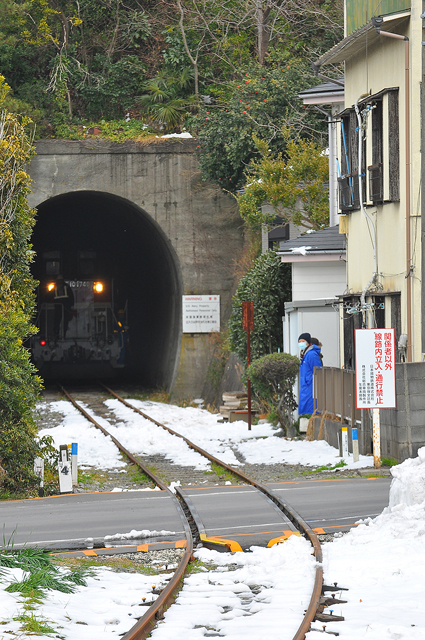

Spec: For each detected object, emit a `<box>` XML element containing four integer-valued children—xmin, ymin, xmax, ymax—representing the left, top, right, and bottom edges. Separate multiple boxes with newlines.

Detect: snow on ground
<box><xmin>237</xmin><ymin>436</ymin><xmax>372</xmax><ymax>469</ymax></box>
<box><xmin>307</xmin><ymin>447</ymin><xmax>425</xmax><ymax>639</ymax></box>
<box><xmin>104</xmin><ymin>529</ymin><xmax>175</xmax><ymax>541</ymax></box>
<box><xmin>0</xmin><ymin>566</ymin><xmax>171</xmax><ymax>640</ymax></box>
<box><xmin>160</xmin><ymin>132</ymin><xmax>193</xmax><ymax>138</ymax></box>
<box><xmin>38</xmin><ymin>400</ymin><xmax>126</xmax><ymax>470</ymax></box>
<box><xmin>0</xmin><ymin>535</ymin><xmax>316</xmax><ymax>639</ymax></box>
<box><xmin>14</xmin><ymin>399</ymin><xmax>425</xmax><ymax>637</ymax></box>
<box><xmin>39</xmin><ymin>397</ymin><xmax>374</xmax><ymax>472</ymax></box>
<box><xmin>150</xmin><ymin>535</ymin><xmax>316</xmax><ymax>640</ymax></box>
<box><xmin>105</xmin><ymin>398</ymin><xmax>374</xmax><ymax>470</ymax></box>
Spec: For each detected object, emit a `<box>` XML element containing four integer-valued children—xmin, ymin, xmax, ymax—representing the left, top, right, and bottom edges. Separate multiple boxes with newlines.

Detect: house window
<box><xmin>338</xmin><ymin>89</ymin><xmax>399</xmax><ymax>211</ymax></box>
<box><xmin>368</xmin><ymin>99</ymin><xmax>383</xmax><ymax>203</ymax></box>
<box><xmin>338</xmin><ymin>111</ymin><xmax>364</xmax><ymax>212</ymax></box>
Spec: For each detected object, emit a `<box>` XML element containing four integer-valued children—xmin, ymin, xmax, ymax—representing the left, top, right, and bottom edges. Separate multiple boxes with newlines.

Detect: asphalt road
<box><xmin>267</xmin><ymin>477</ymin><xmax>392</xmax><ymax>532</ymax></box>
<box><xmin>0</xmin><ymin>490</ymin><xmax>185</xmax><ymax>549</ymax></box>
<box><xmin>0</xmin><ymin>477</ymin><xmax>392</xmax><ymax>550</ymax></box>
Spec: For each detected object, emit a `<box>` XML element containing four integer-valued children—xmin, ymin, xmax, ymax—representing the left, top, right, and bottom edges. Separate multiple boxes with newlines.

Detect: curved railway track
<box><xmin>57</xmin><ymin>384</ymin><xmax>324</xmax><ymax>640</ymax></box>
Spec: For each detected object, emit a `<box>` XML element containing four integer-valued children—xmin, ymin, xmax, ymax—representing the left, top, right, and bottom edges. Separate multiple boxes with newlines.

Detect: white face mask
<box><xmin>298</xmin><ymin>341</ymin><xmax>307</xmax><ymax>350</ymax></box>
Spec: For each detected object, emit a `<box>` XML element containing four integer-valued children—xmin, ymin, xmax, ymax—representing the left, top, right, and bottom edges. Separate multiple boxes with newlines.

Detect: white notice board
<box><xmin>355</xmin><ymin>328</ymin><xmax>396</xmax><ymax>409</ymax></box>
<box><xmin>183</xmin><ymin>295</ymin><xmax>220</xmax><ymax>333</ymax></box>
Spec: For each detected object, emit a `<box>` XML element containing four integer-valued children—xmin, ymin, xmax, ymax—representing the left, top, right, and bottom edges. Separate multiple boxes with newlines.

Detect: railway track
<box><xmin>54</xmin><ymin>384</ymin><xmax>327</xmax><ymax>640</ymax></box>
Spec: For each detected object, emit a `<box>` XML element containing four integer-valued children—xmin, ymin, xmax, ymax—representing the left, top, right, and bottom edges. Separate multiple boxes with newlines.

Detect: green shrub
<box><xmin>248</xmin><ymin>352</ymin><xmax>299</xmax><ymax>436</ymax></box>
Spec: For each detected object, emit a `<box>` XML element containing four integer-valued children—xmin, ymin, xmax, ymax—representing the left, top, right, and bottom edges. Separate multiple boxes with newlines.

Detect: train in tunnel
<box><xmin>30</xmin><ymin>190</ymin><xmax>182</xmax><ymax>387</ymax></box>
<box><xmin>31</xmin><ymin>249</ymin><xmax>129</xmax><ymax>378</ymax></box>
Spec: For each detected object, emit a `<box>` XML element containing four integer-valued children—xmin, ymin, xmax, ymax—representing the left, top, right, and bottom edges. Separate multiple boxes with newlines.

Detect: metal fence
<box><xmin>314</xmin><ymin>366</ymin><xmax>361</xmax><ymax>426</ymax></box>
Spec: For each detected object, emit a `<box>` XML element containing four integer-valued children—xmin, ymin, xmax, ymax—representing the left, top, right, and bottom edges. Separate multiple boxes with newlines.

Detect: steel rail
<box><xmin>57</xmin><ymin>385</ymin><xmax>194</xmax><ymax>640</ymax></box>
<box><xmin>102</xmin><ymin>384</ymin><xmax>323</xmax><ymax>640</ymax></box>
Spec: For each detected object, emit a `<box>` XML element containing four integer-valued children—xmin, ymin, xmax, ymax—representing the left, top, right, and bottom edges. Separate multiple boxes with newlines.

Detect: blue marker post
<box><xmin>352</xmin><ymin>426</ymin><xmax>359</xmax><ymax>463</ymax></box>
<box><xmin>71</xmin><ymin>443</ymin><xmax>78</xmax><ymax>486</ymax></box>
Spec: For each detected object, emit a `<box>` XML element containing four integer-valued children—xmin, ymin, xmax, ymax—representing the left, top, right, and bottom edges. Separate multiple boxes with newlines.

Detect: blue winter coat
<box><xmin>298</xmin><ymin>344</ymin><xmax>323</xmax><ymax>415</ymax></box>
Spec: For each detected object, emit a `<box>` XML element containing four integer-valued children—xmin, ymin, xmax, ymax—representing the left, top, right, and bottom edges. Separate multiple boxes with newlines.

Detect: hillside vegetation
<box><xmin>0</xmin><ymin>0</ymin><xmax>343</xmax><ymax>189</ymax></box>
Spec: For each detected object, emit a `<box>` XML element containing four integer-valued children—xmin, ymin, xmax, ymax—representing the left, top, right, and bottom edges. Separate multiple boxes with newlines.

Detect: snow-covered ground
<box><xmin>1</xmin><ymin>398</ymin><xmax>418</xmax><ymax>638</ymax></box>
<box><xmin>39</xmin><ymin>398</ymin><xmax>374</xmax><ymax>471</ymax></box>
<box><xmin>306</xmin><ymin>449</ymin><xmax>425</xmax><ymax>640</ymax></box>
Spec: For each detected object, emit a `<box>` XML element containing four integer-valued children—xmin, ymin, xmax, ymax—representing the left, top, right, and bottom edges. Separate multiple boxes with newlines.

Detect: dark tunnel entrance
<box><xmin>31</xmin><ymin>191</ymin><xmax>182</xmax><ymax>388</ymax></box>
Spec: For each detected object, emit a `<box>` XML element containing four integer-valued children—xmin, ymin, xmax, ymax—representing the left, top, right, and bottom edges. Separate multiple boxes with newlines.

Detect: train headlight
<box><xmin>94</xmin><ymin>282</ymin><xmax>103</xmax><ymax>293</ymax></box>
<box><xmin>47</xmin><ymin>283</ymin><xmax>55</xmax><ymax>291</ymax></box>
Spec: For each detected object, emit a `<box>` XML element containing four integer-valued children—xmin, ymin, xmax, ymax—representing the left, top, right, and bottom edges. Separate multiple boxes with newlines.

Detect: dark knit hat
<box><xmin>298</xmin><ymin>332</ymin><xmax>311</xmax><ymax>343</ymax></box>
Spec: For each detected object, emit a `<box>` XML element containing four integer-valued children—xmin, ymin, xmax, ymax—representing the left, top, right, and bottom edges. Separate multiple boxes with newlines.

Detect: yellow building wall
<box><xmin>342</xmin><ymin>8</ymin><xmax>422</xmax><ymax>359</ymax></box>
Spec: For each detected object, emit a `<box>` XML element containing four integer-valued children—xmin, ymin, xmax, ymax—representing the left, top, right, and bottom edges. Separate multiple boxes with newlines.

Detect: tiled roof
<box><xmin>297</xmin><ymin>78</ymin><xmax>344</xmax><ymax>98</ymax></box>
<box><xmin>278</xmin><ymin>225</ymin><xmax>346</xmax><ymax>254</ymax></box>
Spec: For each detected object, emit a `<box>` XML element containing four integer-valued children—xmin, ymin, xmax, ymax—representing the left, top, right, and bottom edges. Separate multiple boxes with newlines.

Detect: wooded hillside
<box><xmin>0</xmin><ymin>1</ymin><xmax>343</xmax><ymax>188</ymax></box>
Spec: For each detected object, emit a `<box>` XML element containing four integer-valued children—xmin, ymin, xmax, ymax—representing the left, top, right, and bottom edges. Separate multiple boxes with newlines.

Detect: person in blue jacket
<box><xmin>298</xmin><ymin>332</ymin><xmax>323</xmax><ymax>415</ymax></box>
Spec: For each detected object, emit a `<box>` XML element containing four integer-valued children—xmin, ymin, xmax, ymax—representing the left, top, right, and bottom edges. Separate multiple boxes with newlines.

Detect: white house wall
<box><xmin>292</xmin><ymin>260</ymin><xmax>347</xmax><ymax>301</ymax></box>
<box><xmin>284</xmin><ymin>304</ymin><xmax>340</xmax><ymax>368</ymax></box>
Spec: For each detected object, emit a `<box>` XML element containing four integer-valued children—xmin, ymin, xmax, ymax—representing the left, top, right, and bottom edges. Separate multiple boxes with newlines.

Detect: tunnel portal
<box><xmin>32</xmin><ymin>190</ymin><xmax>182</xmax><ymax>388</ymax></box>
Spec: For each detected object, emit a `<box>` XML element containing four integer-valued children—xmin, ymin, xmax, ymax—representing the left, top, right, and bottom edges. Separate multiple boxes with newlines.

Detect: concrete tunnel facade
<box><xmin>32</xmin><ymin>190</ymin><xmax>182</xmax><ymax>388</ymax></box>
<box><xmin>28</xmin><ymin>138</ymin><xmax>245</xmax><ymax>398</ymax></box>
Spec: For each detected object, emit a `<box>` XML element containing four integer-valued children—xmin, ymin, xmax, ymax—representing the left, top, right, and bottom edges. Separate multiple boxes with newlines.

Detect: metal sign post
<box><xmin>372</xmin><ymin>409</ymin><xmax>381</xmax><ymax>468</ymax></box>
<box><xmin>352</xmin><ymin>426</ymin><xmax>359</xmax><ymax>463</ymax></box>
<box><xmin>71</xmin><ymin>443</ymin><xmax>78</xmax><ymax>486</ymax></box>
<box><xmin>355</xmin><ymin>329</ymin><xmax>396</xmax><ymax>469</ymax></box>
<box><xmin>242</xmin><ymin>301</ymin><xmax>254</xmax><ymax>431</ymax></box>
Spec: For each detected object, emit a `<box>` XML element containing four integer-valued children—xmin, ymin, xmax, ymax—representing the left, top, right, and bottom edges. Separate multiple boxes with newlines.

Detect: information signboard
<box><xmin>355</xmin><ymin>328</ymin><xmax>396</xmax><ymax>409</ymax></box>
<box><xmin>182</xmin><ymin>295</ymin><xmax>220</xmax><ymax>333</ymax></box>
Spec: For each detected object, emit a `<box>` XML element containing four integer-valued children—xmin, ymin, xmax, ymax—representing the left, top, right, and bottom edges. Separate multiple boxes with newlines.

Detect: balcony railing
<box><xmin>338</xmin><ymin>173</ymin><xmax>360</xmax><ymax>212</ymax></box>
<box><xmin>368</xmin><ymin>163</ymin><xmax>383</xmax><ymax>203</ymax></box>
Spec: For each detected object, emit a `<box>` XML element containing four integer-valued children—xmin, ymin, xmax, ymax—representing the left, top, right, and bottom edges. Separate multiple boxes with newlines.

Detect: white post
<box><xmin>58</xmin><ymin>445</ymin><xmax>73</xmax><ymax>493</ymax></box>
<box><xmin>373</xmin><ymin>408</ymin><xmax>381</xmax><ymax>468</ymax></box>
<box><xmin>352</xmin><ymin>426</ymin><xmax>359</xmax><ymax>463</ymax></box>
<box><xmin>34</xmin><ymin>457</ymin><xmax>44</xmax><ymax>496</ymax></box>
<box><xmin>341</xmin><ymin>425</ymin><xmax>349</xmax><ymax>458</ymax></box>
<box><xmin>71</xmin><ymin>443</ymin><xmax>78</xmax><ymax>486</ymax></box>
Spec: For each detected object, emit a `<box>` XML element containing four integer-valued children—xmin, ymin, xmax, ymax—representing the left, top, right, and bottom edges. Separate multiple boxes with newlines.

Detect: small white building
<box><xmin>279</xmin><ymin>225</ymin><xmax>346</xmax><ymax>369</ymax></box>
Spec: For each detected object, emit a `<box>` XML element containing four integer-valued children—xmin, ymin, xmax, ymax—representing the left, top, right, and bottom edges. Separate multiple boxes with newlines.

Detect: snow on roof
<box><xmin>278</xmin><ymin>225</ymin><xmax>346</xmax><ymax>255</ymax></box>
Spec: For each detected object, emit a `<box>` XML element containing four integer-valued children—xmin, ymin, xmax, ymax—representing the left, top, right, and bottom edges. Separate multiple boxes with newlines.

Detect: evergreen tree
<box><xmin>228</xmin><ymin>251</ymin><xmax>290</xmax><ymax>367</ymax></box>
<box><xmin>0</xmin><ymin>75</ymin><xmax>43</xmax><ymax>493</ymax></box>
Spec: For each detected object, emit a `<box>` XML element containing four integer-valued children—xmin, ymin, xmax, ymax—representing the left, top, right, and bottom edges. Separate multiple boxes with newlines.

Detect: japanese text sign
<box><xmin>182</xmin><ymin>295</ymin><xmax>220</xmax><ymax>333</ymax></box>
<box><xmin>355</xmin><ymin>328</ymin><xmax>396</xmax><ymax>409</ymax></box>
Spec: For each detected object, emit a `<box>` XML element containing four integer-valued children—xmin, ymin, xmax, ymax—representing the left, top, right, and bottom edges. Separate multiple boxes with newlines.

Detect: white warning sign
<box><xmin>183</xmin><ymin>295</ymin><xmax>220</xmax><ymax>333</ymax></box>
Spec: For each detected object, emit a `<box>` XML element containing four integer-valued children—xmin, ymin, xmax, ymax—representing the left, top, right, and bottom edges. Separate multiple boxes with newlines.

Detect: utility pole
<box><xmin>421</xmin><ymin>5</ymin><xmax>425</xmax><ymax>356</ymax></box>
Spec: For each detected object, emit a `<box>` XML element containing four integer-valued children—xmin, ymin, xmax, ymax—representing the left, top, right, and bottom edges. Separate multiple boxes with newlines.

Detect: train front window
<box><xmin>43</xmin><ymin>251</ymin><xmax>61</xmax><ymax>276</ymax></box>
<box><xmin>46</xmin><ymin>260</ymin><xmax>60</xmax><ymax>275</ymax></box>
<box><xmin>78</xmin><ymin>250</ymin><xmax>96</xmax><ymax>277</ymax></box>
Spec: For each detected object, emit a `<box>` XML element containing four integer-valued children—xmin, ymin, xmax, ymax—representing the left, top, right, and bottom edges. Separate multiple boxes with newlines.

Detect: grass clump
<box><xmin>0</xmin><ymin>546</ymin><xmax>93</xmax><ymax>596</ymax></box>
<box><xmin>209</xmin><ymin>461</ymin><xmax>238</xmax><ymax>484</ymax></box>
<box><xmin>54</xmin><ymin>119</ymin><xmax>155</xmax><ymax>142</ymax></box>
<box><xmin>128</xmin><ymin>464</ymin><xmax>155</xmax><ymax>487</ymax></box>
<box><xmin>186</xmin><ymin>559</ymin><xmax>215</xmax><ymax>574</ymax></box>
<box><xmin>13</xmin><ymin>612</ymin><xmax>57</xmax><ymax>635</ymax></box>
<box><xmin>308</xmin><ymin>460</ymin><xmax>348</xmax><ymax>474</ymax></box>
<box><xmin>77</xmin><ymin>468</ymin><xmax>108</xmax><ymax>486</ymax></box>
<box><xmin>0</xmin><ymin>544</ymin><xmax>93</xmax><ymax>637</ymax></box>
<box><xmin>54</xmin><ymin>555</ymin><xmax>160</xmax><ymax>575</ymax></box>
<box><xmin>381</xmin><ymin>457</ymin><xmax>399</xmax><ymax>467</ymax></box>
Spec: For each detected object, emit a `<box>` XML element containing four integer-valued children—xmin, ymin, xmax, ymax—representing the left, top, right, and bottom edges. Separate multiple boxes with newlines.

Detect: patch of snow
<box><xmin>160</xmin><ymin>132</ymin><xmax>193</xmax><ymax>138</ymax></box>
<box><xmin>104</xmin><ymin>529</ymin><xmax>175</xmax><ymax>541</ymax></box>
